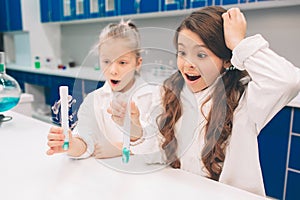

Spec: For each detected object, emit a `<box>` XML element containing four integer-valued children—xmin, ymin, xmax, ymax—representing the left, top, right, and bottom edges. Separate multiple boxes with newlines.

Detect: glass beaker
<box><xmin>0</xmin><ymin>52</ymin><xmax>21</xmax><ymax>125</ymax></box>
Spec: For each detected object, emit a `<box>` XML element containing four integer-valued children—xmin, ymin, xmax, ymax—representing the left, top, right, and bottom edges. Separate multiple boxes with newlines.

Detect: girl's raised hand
<box><xmin>107</xmin><ymin>100</ymin><xmax>126</xmax><ymax>126</ymax></box>
<box><xmin>222</xmin><ymin>7</ymin><xmax>247</xmax><ymax>50</ymax></box>
<box><xmin>107</xmin><ymin>100</ymin><xmax>142</xmax><ymax>140</ymax></box>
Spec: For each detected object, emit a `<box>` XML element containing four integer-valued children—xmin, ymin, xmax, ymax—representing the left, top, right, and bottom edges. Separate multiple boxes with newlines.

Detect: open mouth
<box><xmin>185</xmin><ymin>73</ymin><xmax>201</xmax><ymax>81</ymax></box>
<box><xmin>110</xmin><ymin>79</ymin><xmax>120</xmax><ymax>85</ymax></box>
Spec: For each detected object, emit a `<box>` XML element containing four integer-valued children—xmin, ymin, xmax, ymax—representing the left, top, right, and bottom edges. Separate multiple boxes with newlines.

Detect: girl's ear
<box><xmin>136</xmin><ymin>57</ymin><xmax>142</xmax><ymax>72</ymax></box>
<box><xmin>223</xmin><ymin>60</ymin><xmax>232</xmax><ymax>69</ymax></box>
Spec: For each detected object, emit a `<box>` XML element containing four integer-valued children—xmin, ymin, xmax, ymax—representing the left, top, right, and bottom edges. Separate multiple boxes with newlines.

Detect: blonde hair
<box><xmin>98</xmin><ymin>20</ymin><xmax>141</xmax><ymax>57</ymax></box>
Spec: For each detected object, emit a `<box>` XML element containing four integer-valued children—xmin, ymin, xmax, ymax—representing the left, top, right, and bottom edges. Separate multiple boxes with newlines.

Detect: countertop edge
<box><xmin>6</xmin><ymin>64</ymin><xmax>106</xmax><ymax>82</ymax></box>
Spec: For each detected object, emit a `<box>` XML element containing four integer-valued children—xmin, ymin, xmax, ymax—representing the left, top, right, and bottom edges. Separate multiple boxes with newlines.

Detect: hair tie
<box><xmin>226</xmin><ymin>65</ymin><xmax>236</xmax><ymax>71</ymax></box>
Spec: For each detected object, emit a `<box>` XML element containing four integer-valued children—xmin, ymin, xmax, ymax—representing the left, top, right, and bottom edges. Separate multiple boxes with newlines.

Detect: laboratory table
<box><xmin>0</xmin><ymin>111</ymin><xmax>268</xmax><ymax>200</ymax></box>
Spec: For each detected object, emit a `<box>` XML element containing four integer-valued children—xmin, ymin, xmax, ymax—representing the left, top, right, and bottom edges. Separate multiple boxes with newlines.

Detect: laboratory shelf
<box><xmin>44</xmin><ymin>0</ymin><xmax>300</xmax><ymax>25</ymax></box>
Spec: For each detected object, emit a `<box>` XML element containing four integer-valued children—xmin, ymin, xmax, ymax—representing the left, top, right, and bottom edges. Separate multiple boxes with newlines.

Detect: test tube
<box><xmin>113</xmin><ymin>92</ymin><xmax>130</xmax><ymax>163</ymax></box>
<box><xmin>60</xmin><ymin>86</ymin><xmax>69</xmax><ymax>150</ymax></box>
<box><xmin>122</xmin><ymin>106</ymin><xmax>130</xmax><ymax>164</ymax></box>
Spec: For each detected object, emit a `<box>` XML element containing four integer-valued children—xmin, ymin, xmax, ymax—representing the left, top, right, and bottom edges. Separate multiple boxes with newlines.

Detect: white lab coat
<box><xmin>146</xmin><ymin>34</ymin><xmax>300</xmax><ymax>196</ymax></box>
<box><xmin>72</xmin><ymin>76</ymin><xmax>155</xmax><ymax>158</ymax></box>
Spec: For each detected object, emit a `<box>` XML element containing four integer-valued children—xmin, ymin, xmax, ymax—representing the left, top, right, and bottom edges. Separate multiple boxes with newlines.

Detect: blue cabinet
<box><xmin>105</xmin><ymin>0</ymin><xmax>119</xmax><ymax>17</ymax></box>
<box><xmin>140</xmin><ymin>0</ymin><xmax>161</xmax><ymax>13</ymax></box>
<box><xmin>259</xmin><ymin>107</ymin><xmax>300</xmax><ymax>200</ymax></box>
<box><xmin>189</xmin><ymin>0</ymin><xmax>208</xmax><ymax>8</ymax></box>
<box><xmin>39</xmin><ymin>0</ymin><xmax>278</xmax><ymax>23</ymax></box>
<box><xmin>40</xmin><ymin>0</ymin><xmax>105</xmax><ymax>22</ymax></box>
<box><xmin>119</xmin><ymin>0</ymin><xmax>136</xmax><ymax>15</ymax></box>
<box><xmin>40</xmin><ymin>0</ymin><xmax>63</xmax><ymax>22</ymax></box>
<box><xmin>285</xmin><ymin>108</ymin><xmax>300</xmax><ymax>200</ymax></box>
<box><xmin>73</xmin><ymin>0</ymin><xmax>90</xmax><ymax>20</ymax></box>
<box><xmin>6</xmin><ymin>69</ymin><xmax>104</xmax><ymax>125</ymax></box>
<box><xmin>258</xmin><ymin>107</ymin><xmax>291</xmax><ymax>199</ymax></box>
<box><xmin>0</xmin><ymin>0</ymin><xmax>23</xmax><ymax>32</ymax></box>
<box><xmin>0</xmin><ymin>0</ymin><xmax>9</xmax><ymax>31</ymax></box>
<box><xmin>40</xmin><ymin>0</ymin><xmax>50</xmax><ymax>22</ymax></box>
<box><xmin>46</xmin><ymin>0</ymin><xmax>123</xmax><ymax>21</ymax></box>
<box><xmin>286</xmin><ymin>171</ymin><xmax>300</xmax><ymax>200</ymax></box>
<box><xmin>292</xmin><ymin>108</ymin><xmax>300</xmax><ymax>133</ymax></box>
<box><xmin>88</xmin><ymin>0</ymin><xmax>105</xmax><ymax>18</ymax></box>
<box><xmin>289</xmin><ymin>135</ymin><xmax>300</xmax><ymax>171</ymax></box>
<box><xmin>163</xmin><ymin>0</ymin><xmax>184</xmax><ymax>11</ymax></box>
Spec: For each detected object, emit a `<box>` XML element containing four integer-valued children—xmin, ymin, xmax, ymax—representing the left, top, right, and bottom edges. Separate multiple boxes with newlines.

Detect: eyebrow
<box><xmin>178</xmin><ymin>43</ymin><xmax>207</xmax><ymax>49</ymax></box>
<box><xmin>100</xmin><ymin>54</ymin><xmax>130</xmax><ymax>60</ymax></box>
<box><xmin>99</xmin><ymin>56</ymin><xmax>108</xmax><ymax>60</ymax></box>
<box><xmin>117</xmin><ymin>55</ymin><xmax>131</xmax><ymax>60</ymax></box>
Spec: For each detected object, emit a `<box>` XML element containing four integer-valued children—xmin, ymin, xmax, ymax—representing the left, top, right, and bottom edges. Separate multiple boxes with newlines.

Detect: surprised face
<box><xmin>177</xmin><ymin>29</ymin><xmax>227</xmax><ymax>93</ymax></box>
<box><xmin>99</xmin><ymin>38</ymin><xmax>142</xmax><ymax>92</ymax></box>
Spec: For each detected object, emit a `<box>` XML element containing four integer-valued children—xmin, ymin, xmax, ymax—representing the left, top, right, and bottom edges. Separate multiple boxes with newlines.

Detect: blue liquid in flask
<box><xmin>0</xmin><ymin>97</ymin><xmax>20</xmax><ymax>112</ymax></box>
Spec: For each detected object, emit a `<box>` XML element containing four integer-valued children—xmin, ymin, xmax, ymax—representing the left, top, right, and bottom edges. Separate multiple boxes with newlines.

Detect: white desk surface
<box><xmin>0</xmin><ymin>111</ymin><xmax>268</xmax><ymax>200</ymax></box>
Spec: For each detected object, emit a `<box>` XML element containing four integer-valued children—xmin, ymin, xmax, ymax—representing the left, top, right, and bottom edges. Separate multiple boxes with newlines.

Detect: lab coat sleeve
<box><xmin>231</xmin><ymin>34</ymin><xmax>300</xmax><ymax>132</ymax></box>
<box><xmin>69</xmin><ymin>92</ymin><xmax>96</xmax><ymax>159</ymax></box>
<box><xmin>130</xmin><ymin>85</ymin><xmax>166</xmax><ymax>164</ymax></box>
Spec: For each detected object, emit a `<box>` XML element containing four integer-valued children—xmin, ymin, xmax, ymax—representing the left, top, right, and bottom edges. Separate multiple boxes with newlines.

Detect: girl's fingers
<box><xmin>47</xmin><ymin>126</ymin><xmax>71</xmax><ymax>156</ymax></box>
<box><xmin>130</xmin><ymin>101</ymin><xmax>141</xmax><ymax>126</ymax></box>
<box><xmin>46</xmin><ymin>149</ymin><xmax>54</xmax><ymax>155</ymax></box>
<box><xmin>130</xmin><ymin>101</ymin><xmax>140</xmax><ymax>118</ymax></box>
<box><xmin>49</xmin><ymin>126</ymin><xmax>63</xmax><ymax>133</ymax></box>
<box><xmin>109</xmin><ymin>102</ymin><xmax>125</xmax><ymax>125</ymax></box>
<box><xmin>46</xmin><ymin>146</ymin><xmax>64</xmax><ymax>155</ymax></box>
<box><xmin>47</xmin><ymin>133</ymin><xmax>65</xmax><ymax>141</ymax></box>
<box><xmin>222</xmin><ymin>12</ymin><xmax>229</xmax><ymax>21</ymax></box>
<box><xmin>227</xmin><ymin>7</ymin><xmax>240</xmax><ymax>19</ymax></box>
<box><xmin>111</xmin><ymin>115</ymin><xmax>124</xmax><ymax>126</ymax></box>
<box><xmin>110</xmin><ymin>101</ymin><xmax>126</xmax><ymax>117</ymax></box>
<box><xmin>222</xmin><ymin>7</ymin><xmax>246</xmax><ymax>50</ymax></box>
<box><xmin>107</xmin><ymin>107</ymin><xmax>112</xmax><ymax>114</ymax></box>
<box><xmin>47</xmin><ymin>140</ymin><xmax>65</xmax><ymax>147</ymax></box>
<box><xmin>93</xmin><ymin>144</ymin><xmax>103</xmax><ymax>158</ymax></box>
<box><xmin>228</xmin><ymin>8</ymin><xmax>246</xmax><ymax>25</ymax></box>
<box><xmin>111</xmin><ymin>100</ymin><xmax>125</xmax><ymax>111</ymax></box>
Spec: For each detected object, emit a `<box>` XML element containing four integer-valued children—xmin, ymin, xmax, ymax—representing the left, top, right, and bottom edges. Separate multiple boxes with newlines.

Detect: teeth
<box><xmin>186</xmin><ymin>73</ymin><xmax>199</xmax><ymax>77</ymax></box>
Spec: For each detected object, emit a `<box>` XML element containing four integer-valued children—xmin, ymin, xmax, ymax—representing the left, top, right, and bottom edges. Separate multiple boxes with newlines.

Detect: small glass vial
<box><xmin>34</xmin><ymin>56</ymin><xmax>41</xmax><ymax>69</ymax></box>
<box><xmin>45</xmin><ymin>58</ymin><xmax>51</xmax><ymax>68</ymax></box>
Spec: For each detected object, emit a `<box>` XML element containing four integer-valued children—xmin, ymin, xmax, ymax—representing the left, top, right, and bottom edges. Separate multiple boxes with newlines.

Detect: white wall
<box><xmin>60</xmin><ymin>5</ymin><xmax>300</xmax><ymax>68</ymax></box>
<box><xmin>245</xmin><ymin>6</ymin><xmax>300</xmax><ymax>67</ymax></box>
<box><xmin>3</xmin><ymin>0</ymin><xmax>62</xmax><ymax>67</ymax></box>
<box><xmin>21</xmin><ymin>0</ymin><xmax>61</xmax><ymax>67</ymax></box>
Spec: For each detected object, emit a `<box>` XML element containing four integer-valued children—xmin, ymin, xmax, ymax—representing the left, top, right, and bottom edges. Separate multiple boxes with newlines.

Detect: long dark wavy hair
<box><xmin>157</xmin><ymin>6</ymin><xmax>249</xmax><ymax>180</ymax></box>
